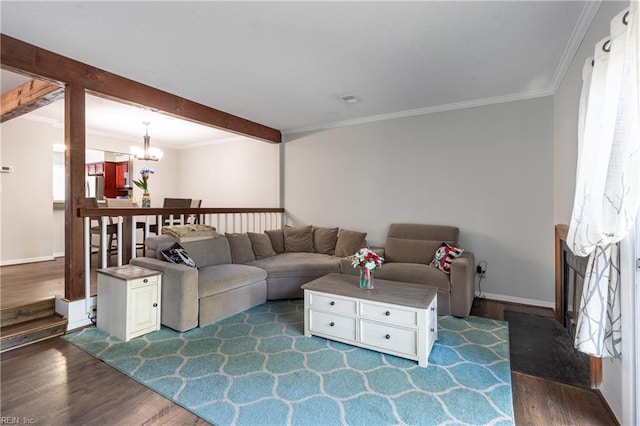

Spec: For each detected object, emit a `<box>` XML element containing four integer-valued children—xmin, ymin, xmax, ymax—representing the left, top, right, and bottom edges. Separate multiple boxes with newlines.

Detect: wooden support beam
<box><xmin>0</xmin><ymin>33</ymin><xmax>281</xmax><ymax>143</ymax></box>
<box><xmin>0</xmin><ymin>78</ymin><xmax>64</xmax><ymax>122</ymax></box>
<box><xmin>64</xmin><ymin>85</ymin><xmax>87</xmax><ymax>301</ymax></box>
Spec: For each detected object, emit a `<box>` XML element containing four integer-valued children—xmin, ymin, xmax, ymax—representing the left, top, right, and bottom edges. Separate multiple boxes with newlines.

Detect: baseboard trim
<box><xmin>477</xmin><ymin>292</ymin><xmax>555</xmax><ymax>309</ymax></box>
<box><xmin>598</xmin><ymin>382</ymin><xmax>622</xmax><ymax>424</ymax></box>
<box><xmin>1</xmin><ymin>255</ymin><xmax>55</xmax><ymax>266</ymax></box>
<box><xmin>55</xmin><ymin>296</ymin><xmax>96</xmax><ymax>331</ymax></box>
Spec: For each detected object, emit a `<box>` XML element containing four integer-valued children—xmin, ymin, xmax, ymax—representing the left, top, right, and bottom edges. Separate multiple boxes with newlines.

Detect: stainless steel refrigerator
<box><xmin>86</xmin><ymin>175</ymin><xmax>104</xmax><ymax>199</ymax></box>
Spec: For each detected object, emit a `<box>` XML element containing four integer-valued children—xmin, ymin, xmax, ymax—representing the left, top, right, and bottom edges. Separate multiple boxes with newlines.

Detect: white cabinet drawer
<box><xmin>360</xmin><ymin>320</ymin><xmax>417</xmax><ymax>356</ymax></box>
<box><xmin>309</xmin><ymin>310</ymin><xmax>357</xmax><ymax>342</ymax></box>
<box><xmin>360</xmin><ymin>302</ymin><xmax>417</xmax><ymax>326</ymax></box>
<box><xmin>309</xmin><ymin>292</ymin><xmax>357</xmax><ymax>315</ymax></box>
<box><xmin>130</xmin><ymin>275</ymin><xmax>159</xmax><ymax>289</ymax></box>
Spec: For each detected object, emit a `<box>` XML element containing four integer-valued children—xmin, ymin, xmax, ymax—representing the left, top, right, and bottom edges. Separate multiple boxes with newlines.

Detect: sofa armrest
<box><xmin>449</xmin><ymin>251</ymin><xmax>475</xmax><ymax>317</ymax></box>
<box><xmin>130</xmin><ymin>257</ymin><xmax>199</xmax><ymax>332</ymax></box>
<box><xmin>371</xmin><ymin>247</ymin><xmax>385</xmax><ymax>258</ymax></box>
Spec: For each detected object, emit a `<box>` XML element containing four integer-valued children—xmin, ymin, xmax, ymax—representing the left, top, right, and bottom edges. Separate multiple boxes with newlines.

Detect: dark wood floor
<box><xmin>471</xmin><ymin>298</ymin><xmax>618</xmax><ymax>426</ymax></box>
<box><xmin>0</xmin><ymin>259</ymin><xmax>618</xmax><ymax>425</ymax></box>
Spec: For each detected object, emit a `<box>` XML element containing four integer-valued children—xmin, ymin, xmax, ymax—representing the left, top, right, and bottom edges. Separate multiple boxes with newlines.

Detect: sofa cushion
<box><xmin>225</xmin><ymin>233</ymin><xmax>256</xmax><ymax>264</ymax></box>
<box><xmin>247</xmin><ymin>252</ymin><xmax>340</xmax><ymax>278</ymax></box>
<box><xmin>313</xmin><ymin>226</ymin><xmax>339</xmax><ymax>255</ymax></box>
<box><xmin>247</xmin><ymin>232</ymin><xmax>276</xmax><ymax>259</ymax></box>
<box><xmin>198</xmin><ymin>264</ymin><xmax>267</xmax><ymax>298</ymax></box>
<box><xmin>384</xmin><ymin>237</ymin><xmax>439</xmax><ymax>264</ymax></box>
<box><xmin>160</xmin><ymin>242</ymin><xmax>197</xmax><ymax>268</ymax></box>
<box><xmin>284</xmin><ymin>225</ymin><xmax>314</xmax><ymax>253</ymax></box>
<box><xmin>374</xmin><ymin>263</ymin><xmax>450</xmax><ymax>292</ymax></box>
<box><xmin>387</xmin><ymin>223</ymin><xmax>459</xmax><ymax>243</ymax></box>
<box><xmin>265</xmin><ymin>229</ymin><xmax>285</xmax><ymax>254</ymax></box>
<box><xmin>334</xmin><ymin>229</ymin><xmax>367</xmax><ymax>257</ymax></box>
<box><xmin>430</xmin><ymin>242</ymin><xmax>464</xmax><ymax>274</ymax></box>
<box><xmin>180</xmin><ymin>236</ymin><xmax>232</xmax><ymax>267</ymax></box>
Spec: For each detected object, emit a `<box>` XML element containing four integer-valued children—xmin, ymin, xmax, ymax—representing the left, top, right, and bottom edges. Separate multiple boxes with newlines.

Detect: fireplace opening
<box><xmin>556</xmin><ymin>224</ymin><xmax>599</xmax><ymax>388</ymax></box>
<box><xmin>563</xmin><ymin>245</ymin><xmax>587</xmax><ymax>341</ymax></box>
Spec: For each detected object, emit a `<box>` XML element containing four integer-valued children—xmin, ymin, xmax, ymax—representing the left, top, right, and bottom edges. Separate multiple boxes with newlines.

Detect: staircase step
<box><xmin>0</xmin><ymin>314</ymin><xmax>68</xmax><ymax>353</ymax></box>
<box><xmin>1</xmin><ymin>298</ymin><xmax>56</xmax><ymax>328</ymax></box>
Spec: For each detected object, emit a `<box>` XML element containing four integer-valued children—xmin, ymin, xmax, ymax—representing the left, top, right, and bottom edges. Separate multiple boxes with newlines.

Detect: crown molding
<box><xmin>283</xmin><ymin>88</ymin><xmax>553</xmax><ymax>135</ymax></box>
<box><xmin>549</xmin><ymin>0</ymin><xmax>602</xmax><ymax>93</ymax></box>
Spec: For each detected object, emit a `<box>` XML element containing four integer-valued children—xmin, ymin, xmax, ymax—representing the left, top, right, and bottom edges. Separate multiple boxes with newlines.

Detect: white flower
<box><xmin>351</xmin><ymin>247</ymin><xmax>383</xmax><ymax>270</ymax></box>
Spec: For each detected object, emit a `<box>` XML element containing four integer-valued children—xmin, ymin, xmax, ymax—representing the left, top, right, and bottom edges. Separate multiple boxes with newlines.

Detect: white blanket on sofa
<box><xmin>161</xmin><ymin>224</ymin><xmax>218</xmax><ymax>242</ymax></box>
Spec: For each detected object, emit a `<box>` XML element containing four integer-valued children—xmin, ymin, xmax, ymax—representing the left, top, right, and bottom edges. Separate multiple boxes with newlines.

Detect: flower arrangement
<box><xmin>133</xmin><ymin>167</ymin><xmax>154</xmax><ymax>193</ymax></box>
<box><xmin>351</xmin><ymin>247</ymin><xmax>384</xmax><ymax>270</ymax></box>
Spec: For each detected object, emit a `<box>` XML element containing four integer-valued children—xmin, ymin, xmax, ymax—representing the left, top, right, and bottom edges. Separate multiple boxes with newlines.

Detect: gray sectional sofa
<box><xmin>130</xmin><ymin>223</ymin><xmax>475</xmax><ymax>332</ymax></box>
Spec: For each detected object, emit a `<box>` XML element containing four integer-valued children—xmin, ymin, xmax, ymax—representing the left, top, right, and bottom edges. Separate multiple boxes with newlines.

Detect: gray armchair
<box><xmin>341</xmin><ymin>223</ymin><xmax>475</xmax><ymax>317</ymax></box>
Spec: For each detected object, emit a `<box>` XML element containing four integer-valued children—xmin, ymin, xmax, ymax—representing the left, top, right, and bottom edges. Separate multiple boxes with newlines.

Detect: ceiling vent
<box><xmin>340</xmin><ymin>94</ymin><xmax>360</xmax><ymax>104</ymax></box>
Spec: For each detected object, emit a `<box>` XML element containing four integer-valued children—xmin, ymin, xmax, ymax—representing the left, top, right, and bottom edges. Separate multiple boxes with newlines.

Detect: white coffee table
<box><xmin>301</xmin><ymin>273</ymin><xmax>438</xmax><ymax>367</ymax></box>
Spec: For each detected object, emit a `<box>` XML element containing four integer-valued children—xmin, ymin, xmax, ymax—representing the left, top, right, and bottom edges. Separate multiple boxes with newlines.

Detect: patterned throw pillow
<box><xmin>161</xmin><ymin>242</ymin><xmax>197</xmax><ymax>268</ymax></box>
<box><xmin>430</xmin><ymin>242</ymin><xmax>464</xmax><ymax>274</ymax></box>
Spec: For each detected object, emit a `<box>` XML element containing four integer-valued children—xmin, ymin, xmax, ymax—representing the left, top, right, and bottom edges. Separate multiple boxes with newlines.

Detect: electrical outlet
<box><xmin>476</xmin><ymin>263</ymin><xmax>487</xmax><ymax>275</ymax></box>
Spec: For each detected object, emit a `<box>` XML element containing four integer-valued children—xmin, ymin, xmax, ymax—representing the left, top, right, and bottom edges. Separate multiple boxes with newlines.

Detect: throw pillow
<box><xmin>247</xmin><ymin>232</ymin><xmax>276</xmax><ymax>259</ymax></box>
<box><xmin>334</xmin><ymin>229</ymin><xmax>367</xmax><ymax>257</ymax></box>
<box><xmin>265</xmin><ymin>229</ymin><xmax>285</xmax><ymax>254</ymax></box>
<box><xmin>160</xmin><ymin>242</ymin><xmax>197</xmax><ymax>268</ymax></box>
<box><xmin>225</xmin><ymin>233</ymin><xmax>256</xmax><ymax>264</ymax></box>
<box><xmin>283</xmin><ymin>225</ymin><xmax>314</xmax><ymax>253</ymax></box>
<box><xmin>430</xmin><ymin>242</ymin><xmax>464</xmax><ymax>274</ymax></box>
<box><xmin>313</xmin><ymin>226</ymin><xmax>339</xmax><ymax>255</ymax></box>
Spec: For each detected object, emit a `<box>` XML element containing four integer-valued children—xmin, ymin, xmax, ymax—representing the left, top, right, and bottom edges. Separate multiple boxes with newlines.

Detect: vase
<box><xmin>142</xmin><ymin>192</ymin><xmax>151</xmax><ymax>208</ymax></box>
<box><xmin>359</xmin><ymin>268</ymin><xmax>374</xmax><ymax>289</ymax></box>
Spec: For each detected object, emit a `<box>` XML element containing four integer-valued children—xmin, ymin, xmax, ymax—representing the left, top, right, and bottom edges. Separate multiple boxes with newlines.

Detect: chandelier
<box><xmin>131</xmin><ymin>121</ymin><xmax>163</xmax><ymax>161</ymax></box>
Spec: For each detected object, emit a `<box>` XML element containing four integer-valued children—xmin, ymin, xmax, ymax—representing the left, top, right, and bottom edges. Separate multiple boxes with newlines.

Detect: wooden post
<box><xmin>64</xmin><ymin>85</ymin><xmax>86</xmax><ymax>301</ymax></box>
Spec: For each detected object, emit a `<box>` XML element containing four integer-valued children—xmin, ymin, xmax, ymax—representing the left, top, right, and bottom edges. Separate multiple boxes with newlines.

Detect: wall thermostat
<box><xmin>1</xmin><ymin>165</ymin><xmax>14</xmax><ymax>173</ymax></box>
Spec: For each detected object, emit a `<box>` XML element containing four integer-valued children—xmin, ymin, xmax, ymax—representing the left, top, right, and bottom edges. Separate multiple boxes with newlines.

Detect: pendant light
<box><xmin>131</xmin><ymin>121</ymin><xmax>163</xmax><ymax>161</ymax></box>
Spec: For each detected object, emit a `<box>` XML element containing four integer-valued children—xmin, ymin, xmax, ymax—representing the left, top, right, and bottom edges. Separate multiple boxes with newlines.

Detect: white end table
<box><xmin>97</xmin><ymin>264</ymin><xmax>162</xmax><ymax>341</ymax></box>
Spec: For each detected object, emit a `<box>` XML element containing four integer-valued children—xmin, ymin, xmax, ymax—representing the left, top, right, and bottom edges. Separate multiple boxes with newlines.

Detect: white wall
<box><xmin>178</xmin><ymin>137</ymin><xmax>280</xmax><ymax>208</ymax></box>
<box><xmin>1</xmin><ymin>118</ymin><xmax>59</xmax><ymax>264</ymax></box>
<box><xmin>284</xmin><ymin>96</ymin><xmax>554</xmax><ymax>306</ymax></box>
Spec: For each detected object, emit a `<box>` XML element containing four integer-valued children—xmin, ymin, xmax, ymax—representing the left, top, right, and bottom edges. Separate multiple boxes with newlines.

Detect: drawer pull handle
<box><xmin>385</xmin><ymin>311</ymin><xmax>390</xmax><ymax>316</ymax></box>
<box><xmin>153</xmin><ymin>303</ymin><xmax>158</xmax><ymax>308</ymax></box>
<box><xmin>385</xmin><ymin>334</ymin><xmax>391</xmax><ymax>340</ymax></box>
<box><xmin>143</xmin><ymin>278</ymin><xmax>148</xmax><ymax>283</ymax></box>
<box><xmin>430</xmin><ymin>328</ymin><xmax>435</xmax><ymax>332</ymax></box>
<box><xmin>330</xmin><ymin>322</ymin><xmax>335</xmax><ymax>327</ymax></box>
<box><xmin>330</xmin><ymin>301</ymin><xmax>335</xmax><ymax>306</ymax></box>
<box><xmin>431</xmin><ymin>307</ymin><xmax>435</xmax><ymax>311</ymax></box>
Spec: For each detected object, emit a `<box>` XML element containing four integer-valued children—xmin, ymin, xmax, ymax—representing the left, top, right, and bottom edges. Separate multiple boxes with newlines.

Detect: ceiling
<box><xmin>1</xmin><ymin>1</ymin><xmax>601</xmax><ymax>142</ymax></box>
<box><xmin>0</xmin><ymin>71</ymin><xmax>241</xmax><ymax>148</ymax></box>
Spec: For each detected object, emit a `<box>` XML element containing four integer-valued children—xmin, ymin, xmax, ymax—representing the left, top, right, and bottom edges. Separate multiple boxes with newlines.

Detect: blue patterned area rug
<box><xmin>63</xmin><ymin>300</ymin><xmax>514</xmax><ymax>425</ymax></box>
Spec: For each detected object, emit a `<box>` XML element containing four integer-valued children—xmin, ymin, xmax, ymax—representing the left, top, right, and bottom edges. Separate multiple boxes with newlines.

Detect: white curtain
<box><xmin>567</xmin><ymin>3</ymin><xmax>639</xmax><ymax>358</ymax></box>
